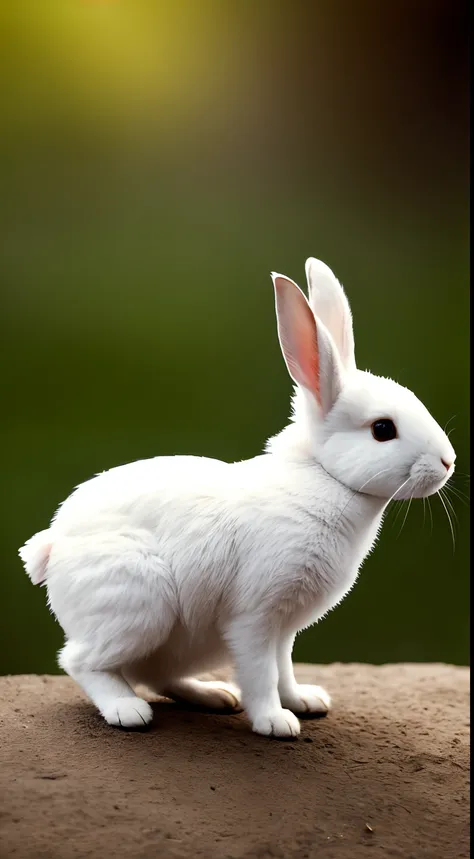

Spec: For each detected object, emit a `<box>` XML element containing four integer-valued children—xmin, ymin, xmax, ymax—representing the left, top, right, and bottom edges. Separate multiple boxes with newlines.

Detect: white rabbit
<box><xmin>19</xmin><ymin>258</ymin><xmax>455</xmax><ymax>738</ymax></box>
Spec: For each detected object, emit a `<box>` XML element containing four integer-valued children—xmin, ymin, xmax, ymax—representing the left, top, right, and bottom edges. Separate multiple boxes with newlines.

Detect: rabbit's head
<box><xmin>271</xmin><ymin>259</ymin><xmax>455</xmax><ymax>501</ymax></box>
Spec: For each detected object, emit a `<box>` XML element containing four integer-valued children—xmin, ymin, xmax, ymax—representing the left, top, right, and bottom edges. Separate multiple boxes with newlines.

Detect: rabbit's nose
<box><xmin>441</xmin><ymin>458</ymin><xmax>453</xmax><ymax>471</ymax></box>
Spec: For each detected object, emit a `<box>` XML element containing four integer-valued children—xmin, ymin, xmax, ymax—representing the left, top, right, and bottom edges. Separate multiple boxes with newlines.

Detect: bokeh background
<box><xmin>1</xmin><ymin>1</ymin><xmax>469</xmax><ymax>674</ymax></box>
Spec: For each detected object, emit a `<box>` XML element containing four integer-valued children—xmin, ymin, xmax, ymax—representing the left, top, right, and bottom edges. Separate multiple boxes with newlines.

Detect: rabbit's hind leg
<box><xmin>125</xmin><ymin>624</ymin><xmax>240</xmax><ymax>711</ymax></box>
<box><xmin>53</xmin><ymin>552</ymin><xmax>178</xmax><ymax>729</ymax></box>
<box><xmin>59</xmin><ymin>641</ymin><xmax>155</xmax><ymax>728</ymax></box>
<box><xmin>162</xmin><ymin>677</ymin><xmax>242</xmax><ymax>711</ymax></box>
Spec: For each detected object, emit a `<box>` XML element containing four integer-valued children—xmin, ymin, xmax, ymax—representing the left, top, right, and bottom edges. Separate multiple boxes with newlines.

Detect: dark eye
<box><xmin>371</xmin><ymin>419</ymin><xmax>397</xmax><ymax>442</ymax></box>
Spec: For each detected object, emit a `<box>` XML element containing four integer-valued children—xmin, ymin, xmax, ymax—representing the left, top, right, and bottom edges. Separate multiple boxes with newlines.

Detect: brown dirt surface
<box><xmin>0</xmin><ymin>664</ymin><xmax>469</xmax><ymax>859</ymax></box>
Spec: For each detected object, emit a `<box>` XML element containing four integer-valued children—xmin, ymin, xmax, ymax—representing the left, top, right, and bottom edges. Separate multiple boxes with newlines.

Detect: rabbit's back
<box><xmin>51</xmin><ymin>454</ymin><xmax>232</xmax><ymax>533</ymax></box>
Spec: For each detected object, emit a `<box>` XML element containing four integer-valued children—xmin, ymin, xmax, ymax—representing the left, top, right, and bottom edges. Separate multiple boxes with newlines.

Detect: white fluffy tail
<box><xmin>19</xmin><ymin>530</ymin><xmax>53</xmax><ymax>585</ymax></box>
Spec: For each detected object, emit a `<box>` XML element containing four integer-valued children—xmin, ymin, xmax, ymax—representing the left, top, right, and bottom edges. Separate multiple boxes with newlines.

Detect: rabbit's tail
<box><xmin>19</xmin><ymin>529</ymin><xmax>53</xmax><ymax>585</ymax></box>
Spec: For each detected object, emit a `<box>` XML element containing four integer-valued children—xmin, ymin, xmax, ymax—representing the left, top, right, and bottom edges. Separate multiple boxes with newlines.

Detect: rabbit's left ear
<box><xmin>305</xmin><ymin>258</ymin><xmax>356</xmax><ymax>372</ymax></box>
<box><xmin>272</xmin><ymin>273</ymin><xmax>345</xmax><ymax>416</ymax></box>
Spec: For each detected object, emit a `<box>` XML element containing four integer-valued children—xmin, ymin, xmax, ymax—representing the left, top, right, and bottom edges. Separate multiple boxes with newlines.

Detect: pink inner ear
<box><xmin>295</xmin><ymin>315</ymin><xmax>321</xmax><ymax>402</ymax></box>
<box><xmin>274</xmin><ymin>275</ymin><xmax>322</xmax><ymax>405</ymax></box>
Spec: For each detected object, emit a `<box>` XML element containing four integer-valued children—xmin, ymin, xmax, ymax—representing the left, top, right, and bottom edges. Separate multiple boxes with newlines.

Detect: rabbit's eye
<box><xmin>371</xmin><ymin>419</ymin><xmax>397</xmax><ymax>442</ymax></box>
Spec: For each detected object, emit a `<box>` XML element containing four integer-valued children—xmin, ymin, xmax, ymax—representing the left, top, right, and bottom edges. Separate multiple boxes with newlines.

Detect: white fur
<box><xmin>19</xmin><ymin>258</ymin><xmax>455</xmax><ymax>738</ymax></box>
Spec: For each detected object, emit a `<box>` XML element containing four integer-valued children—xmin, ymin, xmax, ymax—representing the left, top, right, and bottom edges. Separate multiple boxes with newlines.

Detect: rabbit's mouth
<box><xmin>406</xmin><ymin>456</ymin><xmax>455</xmax><ymax>499</ymax></box>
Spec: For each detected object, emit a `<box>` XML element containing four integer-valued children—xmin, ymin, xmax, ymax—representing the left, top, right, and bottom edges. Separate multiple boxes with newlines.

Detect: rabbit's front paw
<box><xmin>102</xmin><ymin>697</ymin><xmax>153</xmax><ymax>729</ymax></box>
<box><xmin>252</xmin><ymin>708</ymin><xmax>300</xmax><ymax>738</ymax></box>
<box><xmin>280</xmin><ymin>684</ymin><xmax>331</xmax><ymax>715</ymax></box>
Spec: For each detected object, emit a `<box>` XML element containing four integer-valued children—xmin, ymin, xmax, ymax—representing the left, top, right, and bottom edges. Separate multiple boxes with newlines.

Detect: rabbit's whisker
<box><xmin>391</xmin><ymin>499</ymin><xmax>407</xmax><ymax>529</ymax></box>
<box><xmin>437</xmin><ymin>489</ymin><xmax>456</xmax><ymax>553</ymax></box>
<box><xmin>447</xmin><ymin>484</ymin><xmax>469</xmax><ymax>505</ymax></box>
<box><xmin>332</xmin><ymin>468</ymin><xmax>392</xmax><ymax>527</ymax></box>
<box><xmin>443</xmin><ymin>414</ymin><xmax>457</xmax><ymax>434</ymax></box>
<box><xmin>427</xmin><ymin>496</ymin><xmax>434</xmax><ymax>534</ymax></box>
<box><xmin>334</xmin><ymin>473</ymin><xmax>412</xmax><ymax>533</ymax></box>
<box><xmin>439</xmin><ymin>487</ymin><xmax>458</xmax><ymax>526</ymax></box>
<box><xmin>385</xmin><ymin>476</ymin><xmax>413</xmax><ymax>507</ymax></box>
<box><xmin>397</xmin><ymin>495</ymin><xmax>413</xmax><ymax>539</ymax></box>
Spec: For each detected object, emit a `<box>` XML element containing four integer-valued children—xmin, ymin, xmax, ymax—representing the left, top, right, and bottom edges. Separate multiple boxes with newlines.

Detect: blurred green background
<box><xmin>1</xmin><ymin>1</ymin><xmax>469</xmax><ymax>674</ymax></box>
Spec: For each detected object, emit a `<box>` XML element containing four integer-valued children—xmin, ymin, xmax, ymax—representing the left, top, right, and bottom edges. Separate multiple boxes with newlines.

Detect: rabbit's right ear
<box><xmin>272</xmin><ymin>273</ymin><xmax>345</xmax><ymax>416</ymax></box>
<box><xmin>305</xmin><ymin>258</ymin><xmax>356</xmax><ymax>372</ymax></box>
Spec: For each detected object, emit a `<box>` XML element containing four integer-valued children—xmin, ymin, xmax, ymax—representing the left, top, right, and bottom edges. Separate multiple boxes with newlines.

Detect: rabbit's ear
<box><xmin>305</xmin><ymin>258</ymin><xmax>356</xmax><ymax>372</ymax></box>
<box><xmin>272</xmin><ymin>273</ymin><xmax>345</xmax><ymax>415</ymax></box>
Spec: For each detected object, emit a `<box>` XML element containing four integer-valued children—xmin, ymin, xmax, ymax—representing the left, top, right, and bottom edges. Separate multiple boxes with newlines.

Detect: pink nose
<box><xmin>441</xmin><ymin>458</ymin><xmax>452</xmax><ymax>471</ymax></box>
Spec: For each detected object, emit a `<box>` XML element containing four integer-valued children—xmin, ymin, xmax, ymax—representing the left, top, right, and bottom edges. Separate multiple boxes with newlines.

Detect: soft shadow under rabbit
<box><xmin>20</xmin><ymin>258</ymin><xmax>455</xmax><ymax>738</ymax></box>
